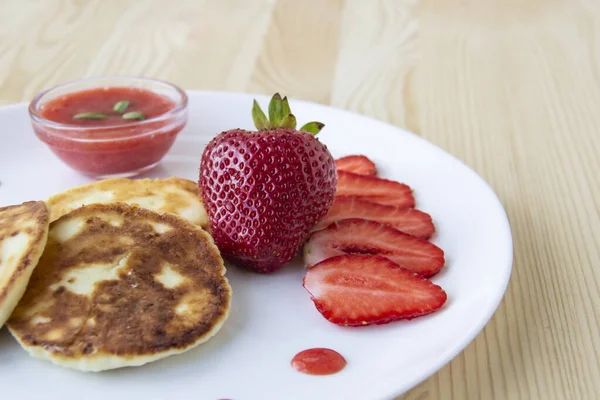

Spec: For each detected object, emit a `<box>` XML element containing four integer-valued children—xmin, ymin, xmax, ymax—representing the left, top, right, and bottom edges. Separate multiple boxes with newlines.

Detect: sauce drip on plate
<box><xmin>291</xmin><ymin>348</ymin><xmax>346</xmax><ymax>375</ymax></box>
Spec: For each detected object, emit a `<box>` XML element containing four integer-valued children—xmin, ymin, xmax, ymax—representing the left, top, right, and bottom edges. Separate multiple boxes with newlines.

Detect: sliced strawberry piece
<box><xmin>336</xmin><ymin>170</ymin><xmax>415</xmax><ymax>208</ymax></box>
<box><xmin>303</xmin><ymin>254</ymin><xmax>447</xmax><ymax>326</ymax></box>
<box><xmin>335</xmin><ymin>155</ymin><xmax>377</xmax><ymax>176</ymax></box>
<box><xmin>314</xmin><ymin>197</ymin><xmax>435</xmax><ymax>239</ymax></box>
<box><xmin>304</xmin><ymin>219</ymin><xmax>444</xmax><ymax>277</ymax></box>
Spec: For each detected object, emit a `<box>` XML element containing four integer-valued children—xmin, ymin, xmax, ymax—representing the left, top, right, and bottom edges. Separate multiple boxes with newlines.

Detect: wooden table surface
<box><xmin>1</xmin><ymin>0</ymin><xmax>598</xmax><ymax>399</ymax></box>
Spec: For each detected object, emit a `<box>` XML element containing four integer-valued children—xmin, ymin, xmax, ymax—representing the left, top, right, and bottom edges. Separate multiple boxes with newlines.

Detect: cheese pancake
<box><xmin>47</xmin><ymin>177</ymin><xmax>208</xmax><ymax>228</ymax></box>
<box><xmin>0</xmin><ymin>201</ymin><xmax>49</xmax><ymax>328</ymax></box>
<box><xmin>8</xmin><ymin>203</ymin><xmax>231</xmax><ymax>371</ymax></box>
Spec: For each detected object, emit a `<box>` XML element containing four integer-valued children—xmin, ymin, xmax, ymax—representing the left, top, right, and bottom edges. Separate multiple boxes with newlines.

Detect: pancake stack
<box><xmin>0</xmin><ymin>178</ymin><xmax>231</xmax><ymax>372</ymax></box>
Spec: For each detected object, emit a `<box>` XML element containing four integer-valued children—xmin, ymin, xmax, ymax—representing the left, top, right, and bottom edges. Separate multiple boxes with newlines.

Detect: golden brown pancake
<box><xmin>47</xmin><ymin>177</ymin><xmax>209</xmax><ymax>228</ymax></box>
<box><xmin>8</xmin><ymin>203</ymin><xmax>231</xmax><ymax>371</ymax></box>
<box><xmin>0</xmin><ymin>201</ymin><xmax>49</xmax><ymax>328</ymax></box>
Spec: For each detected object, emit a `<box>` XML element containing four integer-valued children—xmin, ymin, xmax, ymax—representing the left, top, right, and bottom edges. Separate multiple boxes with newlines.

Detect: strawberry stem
<box><xmin>252</xmin><ymin>94</ymin><xmax>325</xmax><ymax>134</ymax></box>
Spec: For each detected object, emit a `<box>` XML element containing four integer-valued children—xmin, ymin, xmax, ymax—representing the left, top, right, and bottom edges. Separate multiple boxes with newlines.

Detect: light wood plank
<box><xmin>0</xmin><ymin>0</ymin><xmax>276</xmax><ymax>105</ymax></box>
<box><xmin>248</xmin><ymin>0</ymin><xmax>345</xmax><ymax>103</ymax></box>
<box><xmin>332</xmin><ymin>0</ymin><xmax>419</xmax><ymax>127</ymax></box>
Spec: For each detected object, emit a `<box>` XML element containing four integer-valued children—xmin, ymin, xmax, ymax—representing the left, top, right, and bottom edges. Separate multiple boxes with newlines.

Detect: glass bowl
<box><xmin>29</xmin><ymin>76</ymin><xmax>188</xmax><ymax>179</ymax></box>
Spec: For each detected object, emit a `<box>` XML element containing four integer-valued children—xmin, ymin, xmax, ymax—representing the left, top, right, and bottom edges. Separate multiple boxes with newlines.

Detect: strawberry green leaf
<box><xmin>268</xmin><ymin>93</ymin><xmax>285</xmax><ymax>126</ymax></box>
<box><xmin>300</xmin><ymin>121</ymin><xmax>324</xmax><ymax>135</ymax></box>
<box><xmin>252</xmin><ymin>99</ymin><xmax>271</xmax><ymax>131</ymax></box>
<box><xmin>282</xmin><ymin>96</ymin><xmax>291</xmax><ymax>116</ymax></box>
<box><xmin>253</xmin><ymin>94</ymin><xmax>324</xmax><ymax>132</ymax></box>
<box><xmin>280</xmin><ymin>113</ymin><xmax>297</xmax><ymax>130</ymax></box>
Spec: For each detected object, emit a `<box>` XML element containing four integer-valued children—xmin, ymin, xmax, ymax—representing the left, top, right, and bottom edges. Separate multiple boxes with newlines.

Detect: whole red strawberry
<box><xmin>199</xmin><ymin>94</ymin><xmax>337</xmax><ymax>273</ymax></box>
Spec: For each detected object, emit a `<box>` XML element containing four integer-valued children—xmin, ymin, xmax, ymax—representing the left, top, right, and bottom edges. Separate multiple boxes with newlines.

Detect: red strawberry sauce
<box><xmin>39</xmin><ymin>87</ymin><xmax>174</xmax><ymax>125</ymax></box>
<box><xmin>291</xmin><ymin>348</ymin><xmax>346</xmax><ymax>375</ymax></box>
<box><xmin>32</xmin><ymin>87</ymin><xmax>185</xmax><ymax>177</ymax></box>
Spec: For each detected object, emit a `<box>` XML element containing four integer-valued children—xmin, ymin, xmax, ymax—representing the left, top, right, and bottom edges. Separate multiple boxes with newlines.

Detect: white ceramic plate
<box><xmin>0</xmin><ymin>91</ymin><xmax>512</xmax><ymax>400</ymax></box>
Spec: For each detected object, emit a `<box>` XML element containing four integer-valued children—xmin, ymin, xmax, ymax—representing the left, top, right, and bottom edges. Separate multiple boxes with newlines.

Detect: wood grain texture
<box><xmin>0</xmin><ymin>0</ymin><xmax>276</xmax><ymax>105</ymax></box>
<box><xmin>248</xmin><ymin>0</ymin><xmax>345</xmax><ymax>104</ymax></box>
<box><xmin>0</xmin><ymin>0</ymin><xmax>598</xmax><ymax>398</ymax></box>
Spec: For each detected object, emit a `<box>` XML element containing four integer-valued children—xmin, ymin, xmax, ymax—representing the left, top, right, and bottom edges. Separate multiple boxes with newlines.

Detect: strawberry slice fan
<box><xmin>304</xmin><ymin>152</ymin><xmax>448</xmax><ymax>326</ymax></box>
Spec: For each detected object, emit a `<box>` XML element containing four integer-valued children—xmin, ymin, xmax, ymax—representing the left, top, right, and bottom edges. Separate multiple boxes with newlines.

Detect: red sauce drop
<box><xmin>291</xmin><ymin>348</ymin><xmax>346</xmax><ymax>375</ymax></box>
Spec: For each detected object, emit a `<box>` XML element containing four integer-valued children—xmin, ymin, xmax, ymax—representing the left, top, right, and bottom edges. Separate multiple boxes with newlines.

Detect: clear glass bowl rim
<box><xmin>29</xmin><ymin>76</ymin><xmax>188</xmax><ymax>143</ymax></box>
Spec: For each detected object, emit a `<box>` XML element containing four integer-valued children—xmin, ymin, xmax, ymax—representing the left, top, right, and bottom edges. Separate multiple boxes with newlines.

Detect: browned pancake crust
<box><xmin>8</xmin><ymin>203</ymin><xmax>230</xmax><ymax>360</ymax></box>
<box><xmin>0</xmin><ymin>201</ymin><xmax>49</xmax><ymax>304</ymax></box>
